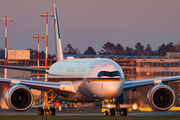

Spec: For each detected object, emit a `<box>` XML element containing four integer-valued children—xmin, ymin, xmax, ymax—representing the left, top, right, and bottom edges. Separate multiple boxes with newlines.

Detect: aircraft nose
<box><xmin>91</xmin><ymin>82</ymin><xmax>123</xmax><ymax>99</ymax></box>
<box><xmin>104</xmin><ymin>82</ymin><xmax>123</xmax><ymax>98</ymax></box>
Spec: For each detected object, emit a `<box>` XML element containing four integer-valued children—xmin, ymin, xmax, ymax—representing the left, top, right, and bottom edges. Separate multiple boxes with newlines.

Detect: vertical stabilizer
<box><xmin>53</xmin><ymin>3</ymin><xmax>64</xmax><ymax>61</ymax></box>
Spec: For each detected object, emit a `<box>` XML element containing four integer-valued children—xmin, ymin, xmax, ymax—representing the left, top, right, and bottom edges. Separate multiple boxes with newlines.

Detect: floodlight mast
<box><xmin>40</xmin><ymin>12</ymin><xmax>54</xmax><ymax>115</ymax></box>
<box><xmin>40</xmin><ymin>12</ymin><xmax>53</xmax><ymax>82</ymax></box>
<box><xmin>0</xmin><ymin>16</ymin><xmax>13</xmax><ymax>78</ymax></box>
<box><xmin>32</xmin><ymin>34</ymin><xmax>44</xmax><ymax>79</ymax></box>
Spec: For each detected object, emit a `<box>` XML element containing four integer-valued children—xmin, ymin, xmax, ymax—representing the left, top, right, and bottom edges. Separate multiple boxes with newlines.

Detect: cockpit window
<box><xmin>97</xmin><ymin>71</ymin><xmax>121</xmax><ymax>77</ymax></box>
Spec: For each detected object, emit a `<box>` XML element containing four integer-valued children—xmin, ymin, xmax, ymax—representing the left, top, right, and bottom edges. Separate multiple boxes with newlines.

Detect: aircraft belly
<box><xmin>57</xmin><ymin>81</ymin><xmax>96</xmax><ymax>102</ymax></box>
<box><xmin>59</xmin><ymin>92</ymin><xmax>95</xmax><ymax>102</ymax></box>
<box><xmin>84</xmin><ymin>81</ymin><xmax>124</xmax><ymax>99</ymax></box>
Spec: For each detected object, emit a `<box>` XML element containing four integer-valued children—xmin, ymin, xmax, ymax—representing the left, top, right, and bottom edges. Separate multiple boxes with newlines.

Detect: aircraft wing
<box><xmin>123</xmin><ymin>76</ymin><xmax>180</xmax><ymax>92</ymax></box>
<box><xmin>0</xmin><ymin>78</ymin><xmax>76</xmax><ymax>96</ymax></box>
<box><xmin>0</xmin><ymin>65</ymin><xmax>48</xmax><ymax>73</ymax></box>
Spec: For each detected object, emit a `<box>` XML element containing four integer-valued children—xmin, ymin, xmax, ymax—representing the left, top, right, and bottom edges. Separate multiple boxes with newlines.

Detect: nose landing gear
<box><xmin>104</xmin><ymin>107</ymin><xmax>127</xmax><ymax>116</ymax></box>
<box><xmin>103</xmin><ymin>94</ymin><xmax>127</xmax><ymax>116</ymax></box>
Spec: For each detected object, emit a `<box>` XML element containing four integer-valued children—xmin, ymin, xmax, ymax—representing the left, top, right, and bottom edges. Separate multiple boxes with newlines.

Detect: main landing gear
<box><xmin>37</xmin><ymin>90</ymin><xmax>57</xmax><ymax>115</ymax></box>
<box><xmin>38</xmin><ymin>107</ymin><xmax>56</xmax><ymax>115</ymax></box>
<box><xmin>104</xmin><ymin>94</ymin><xmax>127</xmax><ymax>116</ymax></box>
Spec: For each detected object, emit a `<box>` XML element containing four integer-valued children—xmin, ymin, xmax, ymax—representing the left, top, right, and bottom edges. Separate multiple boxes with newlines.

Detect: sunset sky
<box><xmin>0</xmin><ymin>0</ymin><xmax>180</xmax><ymax>54</ymax></box>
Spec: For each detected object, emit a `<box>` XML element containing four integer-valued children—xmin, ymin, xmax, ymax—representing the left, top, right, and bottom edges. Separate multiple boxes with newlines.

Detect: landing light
<box><xmin>107</xmin><ymin>104</ymin><xmax>111</xmax><ymax>108</ymax></box>
<box><xmin>132</xmin><ymin>103</ymin><xmax>138</xmax><ymax>110</ymax></box>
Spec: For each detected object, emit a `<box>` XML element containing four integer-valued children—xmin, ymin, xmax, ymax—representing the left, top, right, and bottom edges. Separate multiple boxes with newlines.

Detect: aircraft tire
<box><xmin>50</xmin><ymin>107</ymin><xmax>56</xmax><ymax>115</ymax></box>
<box><xmin>109</xmin><ymin>108</ymin><xmax>115</xmax><ymax>116</ymax></box>
<box><xmin>37</xmin><ymin>107</ymin><xmax>44</xmax><ymax>115</ymax></box>
<box><xmin>120</xmin><ymin>108</ymin><xmax>127</xmax><ymax>116</ymax></box>
<box><xmin>104</xmin><ymin>110</ymin><xmax>108</xmax><ymax>116</ymax></box>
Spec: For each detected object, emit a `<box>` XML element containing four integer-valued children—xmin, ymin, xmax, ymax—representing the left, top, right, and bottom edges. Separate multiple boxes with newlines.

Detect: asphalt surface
<box><xmin>0</xmin><ymin>108</ymin><xmax>180</xmax><ymax>116</ymax></box>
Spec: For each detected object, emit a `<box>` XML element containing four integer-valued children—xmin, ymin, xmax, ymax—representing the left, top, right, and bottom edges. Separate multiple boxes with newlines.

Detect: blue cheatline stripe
<box><xmin>55</xmin><ymin>7</ymin><xmax>61</xmax><ymax>39</ymax></box>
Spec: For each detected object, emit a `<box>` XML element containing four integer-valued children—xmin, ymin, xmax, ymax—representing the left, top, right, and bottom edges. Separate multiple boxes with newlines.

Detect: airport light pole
<box><xmin>40</xmin><ymin>12</ymin><xmax>53</xmax><ymax>82</ymax></box>
<box><xmin>32</xmin><ymin>34</ymin><xmax>45</xmax><ymax>79</ymax></box>
<box><xmin>0</xmin><ymin>16</ymin><xmax>13</xmax><ymax>78</ymax></box>
<box><xmin>40</xmin><ymin>12</ymin><xmax>53</xmax><ymax>111</ymax></box>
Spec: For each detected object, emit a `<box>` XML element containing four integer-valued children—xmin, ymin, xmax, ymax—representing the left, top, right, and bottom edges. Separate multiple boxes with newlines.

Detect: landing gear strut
<box><xmin>37</xmin><ymin>90</ymin><xmax>57</xmax><ymax>115</ymax></box>
<box><xmin>120</xmin><ymin>108</ymin><xmax>127</xmax><ymax>116</ymax></box>
<box><xmin>116</xmin><ymin>94</ymin><xmax>127</xmax><ymax>116</ymax></box>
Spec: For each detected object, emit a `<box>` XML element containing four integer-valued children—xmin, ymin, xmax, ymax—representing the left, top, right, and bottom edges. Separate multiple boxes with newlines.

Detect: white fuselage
<box><xmin>48</xmin><ymin>58</ymin><xmax>125</xmax><ymax>102</ymax></box>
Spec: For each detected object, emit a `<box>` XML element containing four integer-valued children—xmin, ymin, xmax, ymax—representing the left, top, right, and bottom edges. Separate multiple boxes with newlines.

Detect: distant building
<box><xmin>117</xmin><ymin>58</ymin><xmax>180</xmax><ymax>80</ymax></box>
<box><xmin>166</xmin><ymin>52</ymin><xmax>180</xmax><ymax>59</ymax></box>
<box><xmin>8</xmin><ymin>50</ymin><xmax>30</xmax><ymax>60</ymax></box>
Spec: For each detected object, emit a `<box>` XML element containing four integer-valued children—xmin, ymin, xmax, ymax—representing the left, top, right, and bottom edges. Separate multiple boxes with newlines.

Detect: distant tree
<box><xmin>27</xmin><ymin>48</ymin><xmax>38</xmax><ymax>59</ymax></box>
<box><xmin>144</xmin><ymin>44</ymin><xmax>154</xmax><ymax>56</ymax></box>
<box><xmin>74</xmin><ymin>48</ymin><xmax>81</xmax><ymax>55</ymax></box>
<box><xmin>48</xmin><ymin>54</ymin><xmax>56</xmax><ymax>59</ymax></box>
<box><xmin>27</xmin><ymin>48</ymin><xmax>54</xmax><ymax>59</ymax></box>
<box><xmin>39</xmin><ymin>51</ymin><xmax>45</xmax><ymax>59</ymax></box>
<box><xmin>145</xmin><ymin>44</ymin><xmax>152</xmax><ymax>51</ymax></box>
<box><xmin>0</xmin><ymin>49</ymin><xmax>5</xmax><ymax>59</ymax></box>
<box><xmin>153</xmin><ymin>50</ymin><xmax>158</xmax><ymax>56</ymax></box>
<box><xmin>84</xmin><ymin>46</ymin><xmax>96</xmax><ymax>55</ymax></box>
<box><xmin>175</xmin><ymin>42</ymin><xmax>180</xmax><ymax>52</ymax></box>
<box><xmin>63</xmin><ymin>44</ymin><xmax>80</xmax><ymax>55</ymax></box>
<box><xmin>134</xmin><ymin>42</ymin><xmax>144</xmax><ymax>55</ymax></box>
<box><xmin>115</xmin><ymin>43</ymin><xmax>124</xmax><ymax>55</ymax></box>
<box><xmin>157</xmin><ymin>42</ymin><xmax>177</xmax><ymax>56</ymax></box>
<box><xmin>135</xmin><ymin>42</ymin><xmax>144</xmax><ymax>51</ymax></box>
<box><xmin>99</xmin><ymin>42</ymin><xmax>116</xmax><ymax>55</ymax></box>
<box><xmin>157</xmin><ymin>43</ymin><xmax>166</xmax><ymax>56</ymax></box>
<box><xmin>124</xmin><ymin>46</ymin><xmax>134</xmax><ymax>55</ymax></box>
<box><xmin>166</xmin><ymin>42</ymin><xmax>177</xmax><ymax>52</ymax></box>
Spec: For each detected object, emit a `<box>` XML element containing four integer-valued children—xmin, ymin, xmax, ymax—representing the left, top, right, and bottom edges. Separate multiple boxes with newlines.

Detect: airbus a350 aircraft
<box><xmin>0</xmin><ymin>3</ymin><xmax>180</xmax><ymax>116</ymax></box>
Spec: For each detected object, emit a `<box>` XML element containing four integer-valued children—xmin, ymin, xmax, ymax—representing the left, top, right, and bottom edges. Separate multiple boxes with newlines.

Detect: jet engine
<box><xmin>147</xmin><ymin>84</ymin><xmax>175</xmax><ymax>111</ymax></box>
<box><xmin>5</xmin><ymin>85</ymin><xmax>33</xmax><ymax>111</ymax></box>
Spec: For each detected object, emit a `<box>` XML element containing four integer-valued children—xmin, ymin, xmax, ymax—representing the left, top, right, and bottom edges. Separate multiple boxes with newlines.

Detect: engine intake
<box><xmin>5</xmin><ymin>85</ymin><xmax>33</xmax><ymax>111</ymax></box>
<box><xmin>147</xmin><ymin>85</ymin><xmax>175</xmax><ymax>111</ymax></box>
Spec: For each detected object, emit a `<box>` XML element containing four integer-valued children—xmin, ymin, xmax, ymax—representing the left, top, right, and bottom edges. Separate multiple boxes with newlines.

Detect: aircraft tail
<box><xmin>53</xmin><ymin>3</ymin><xmax>64</xmax><ymax>61</ymax></box>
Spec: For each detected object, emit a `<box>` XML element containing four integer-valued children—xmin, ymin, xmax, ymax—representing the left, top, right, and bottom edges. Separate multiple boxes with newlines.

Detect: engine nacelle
<box><xmin>147</xmin><ymin>85</ymin><xmax>175</xmax><ymax>111</ymax></box>
<box><xmin>5</xmin><ymin>85</ymin><xmax>33</xmax><ymax>111</ymax></box>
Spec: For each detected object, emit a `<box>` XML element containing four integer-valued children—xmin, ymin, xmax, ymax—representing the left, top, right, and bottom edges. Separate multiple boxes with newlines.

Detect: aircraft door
<box><xmin>87</xmin><ymin>67</ymin><xmax>94</xmax><ymax>83</ymax></box>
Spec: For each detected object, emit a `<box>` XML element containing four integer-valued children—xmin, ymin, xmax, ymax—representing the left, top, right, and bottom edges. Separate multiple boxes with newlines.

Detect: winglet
<box><xmin>53</xmin><ymin>3</ymin><xmax>64</xmax><ymax>61</ymax></box>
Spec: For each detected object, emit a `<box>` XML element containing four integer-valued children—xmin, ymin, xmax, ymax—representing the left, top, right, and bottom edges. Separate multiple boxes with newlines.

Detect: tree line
<box><xmin>63</xmin><ymin>42</ymin><xmax>180</xmax><ymax>56</ymax></box>
<box><xmin>0</xmin><ymin>42</ymin><xmax>179</xmax><ymax>59</ymax></box>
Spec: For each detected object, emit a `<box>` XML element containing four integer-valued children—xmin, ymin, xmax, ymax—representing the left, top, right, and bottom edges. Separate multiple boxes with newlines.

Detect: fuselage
<box><xmin>48</xmin><ymin>58</ymin><xmax>125</xmax><ymax>102</ymax></box>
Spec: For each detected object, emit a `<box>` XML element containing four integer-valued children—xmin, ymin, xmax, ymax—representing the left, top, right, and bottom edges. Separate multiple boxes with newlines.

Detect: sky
<box><xmin>1</xmin><ymin>0</ymin><xmax>180</xmax><ymax>54</ymax></box>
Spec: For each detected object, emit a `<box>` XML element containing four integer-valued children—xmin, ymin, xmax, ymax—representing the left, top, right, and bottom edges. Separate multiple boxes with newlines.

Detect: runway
<box><xmin>55</xmin><ymin>111</ymin><xmax>180</xmax><ymax>116</ymax></box>
<box><xmin>0</xmin><ymin>108</ymin><xmax>180</xmax><ymax>116</ymax></box>
<box><xmin>56</xmin><ymin>112</ymin><xmax>180</xmax><ymax>116</ymax></box>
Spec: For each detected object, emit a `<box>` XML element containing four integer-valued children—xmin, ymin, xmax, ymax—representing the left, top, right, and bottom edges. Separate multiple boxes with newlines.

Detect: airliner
<box><xmin>0</xmin><ymin>3</ymin><xmax>180</xmax><ymax>116</ymax></box>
